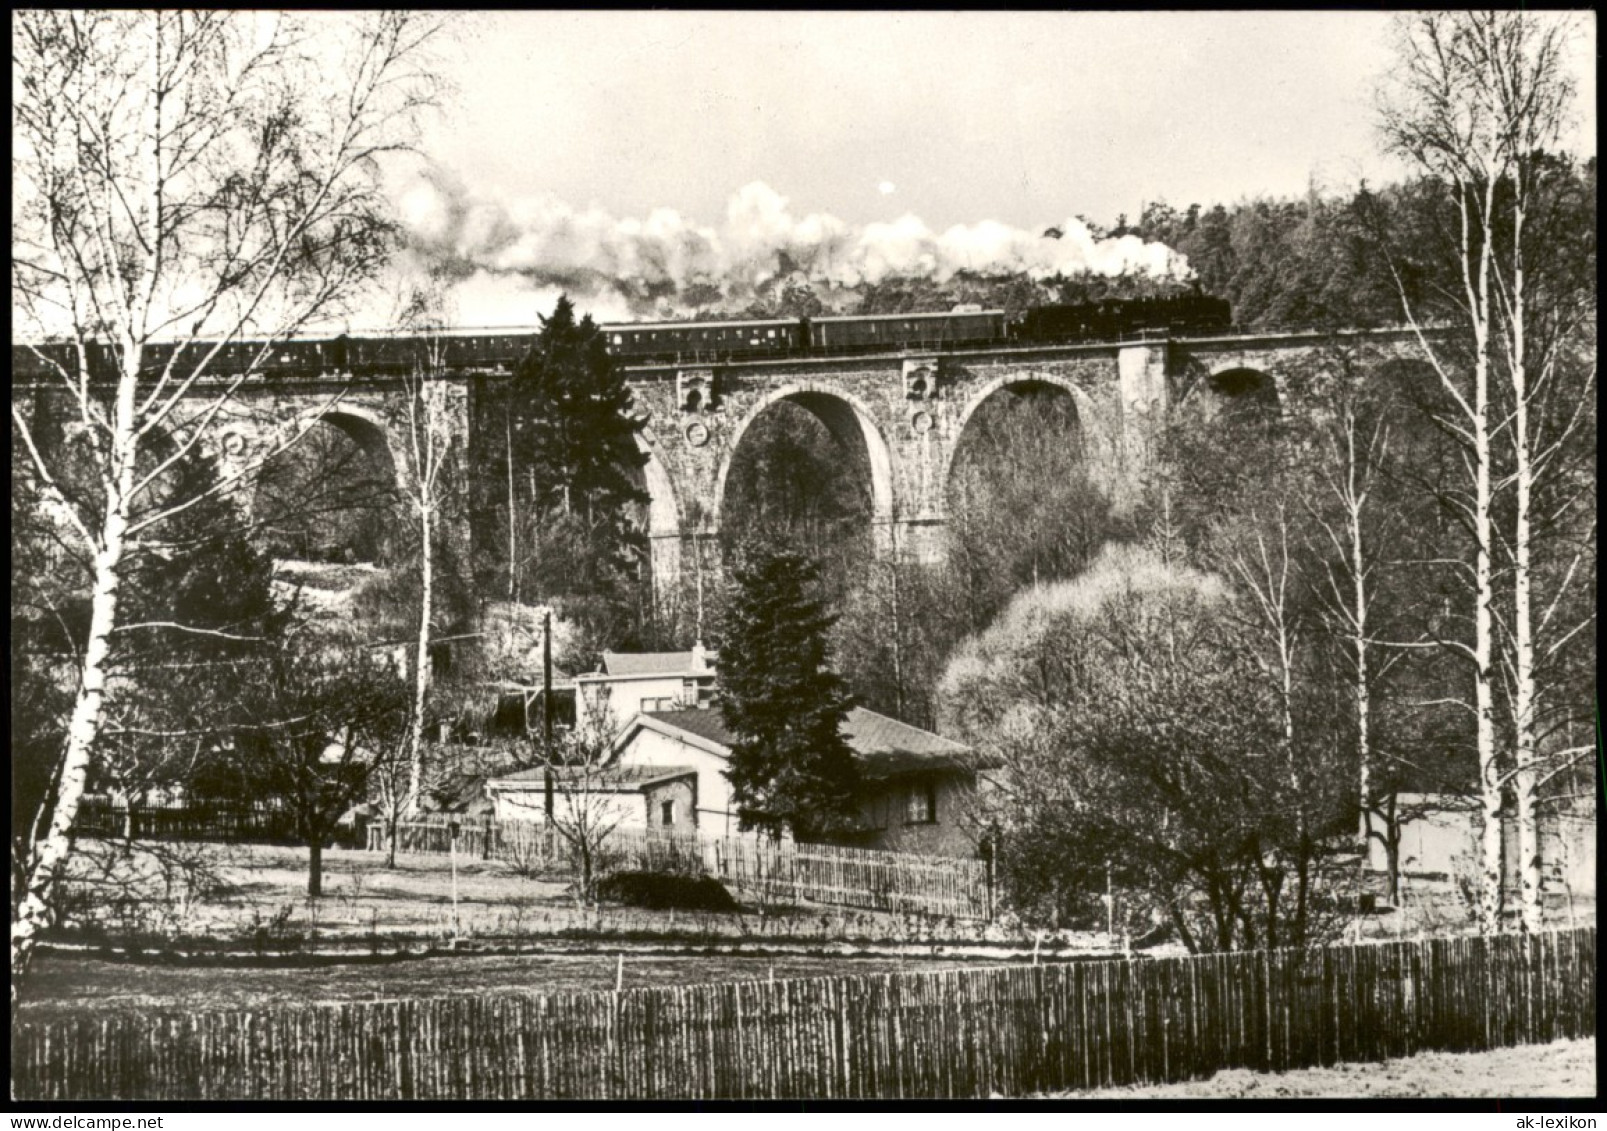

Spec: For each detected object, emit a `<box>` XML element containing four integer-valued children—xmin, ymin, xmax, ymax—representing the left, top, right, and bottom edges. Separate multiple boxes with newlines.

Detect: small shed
<box><xmin>484</xmin><ymin>764</ymin><xmax>699</xmax><ymax>831</ymax></box>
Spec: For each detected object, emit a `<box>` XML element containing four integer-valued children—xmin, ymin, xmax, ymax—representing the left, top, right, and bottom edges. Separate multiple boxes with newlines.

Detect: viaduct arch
<box><xmin>205</xmin><ymin>380</ymin><xmax>472</xmax><ymax>565</ymax></box>
<box><xmin>712</xmin><ymin>384</ymin><xmax>897</xmax><ymax>547</ymax></box>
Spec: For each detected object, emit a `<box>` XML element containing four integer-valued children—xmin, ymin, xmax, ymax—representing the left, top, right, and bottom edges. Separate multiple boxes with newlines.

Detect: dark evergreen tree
<box><xmin>123</xmin><ymin>446</ymin><xmax>292</xmax><ymax>663</ymax></box>
<box><xmin>478</xmin><ymin>295</ymin><xmax>653</xmax><ymax>653</ymax></box>
<box><xmin>108</xmin><ymin>446</ymin><xmax>293</xmax><ymax>801</ymax></box>
<box><xmin>512</xmin><ymin>295</ymin><xmax>647</xmax><ymax>529</ymax></box>
<box><xmin>718</xmin><ymin>545</ymin><xmax>861</xmax><ymax>840</ymax></box>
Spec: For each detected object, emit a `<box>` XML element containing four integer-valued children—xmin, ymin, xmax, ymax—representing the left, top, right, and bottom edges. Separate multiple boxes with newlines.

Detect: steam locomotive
<box><xmin>11</xmin><ymin>293</ymin><xmax>1231</xmax><ymax>382</ymax></box>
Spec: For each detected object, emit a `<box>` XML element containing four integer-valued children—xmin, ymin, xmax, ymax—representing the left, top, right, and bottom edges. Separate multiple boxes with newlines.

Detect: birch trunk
<box><xmin>11</xmin><ymin>356</ymin><xmax>139</xmax><ymax>983</ymax></box>
<box><xmin>506</xmin><ymin>407</ymin><xmax>518</xmax><ymax>603</ymax></box>
<box><xmin>1508</xmin><ymin>201</ymin><xmax>1543</xmax><ymax>934</ymax></box>
<box><xmin>405</xmin><ymin>491</ymin><xmax>434</xmax><ymax>815</ymax></box>
<box><xmin>1342</xmin><ymin>425</ymin><xmax>1387</xmax><ymax>895</ymax></box>
<box><xmin>1470</xmin><ymin>179</ymin><xmax>1504</xmax><ymax>935</ymax></box>
<box><xmin>402</xmin><ymin>364</ymin><xmax>449</xmax><ymax>818</ymax></box>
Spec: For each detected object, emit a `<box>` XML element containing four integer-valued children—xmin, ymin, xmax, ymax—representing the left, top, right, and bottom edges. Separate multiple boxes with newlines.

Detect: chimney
<box><xmin>691</xmin><ymin>640</ymin><xmax>707</xmax><ymax>674</ymax></box>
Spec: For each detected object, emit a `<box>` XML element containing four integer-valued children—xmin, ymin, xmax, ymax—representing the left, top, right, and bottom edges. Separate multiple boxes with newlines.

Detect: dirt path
<box><xmin>1047</xmin><ymin>1038</ymin><xmax>1596</xmax><ymax>1098</ymax></box>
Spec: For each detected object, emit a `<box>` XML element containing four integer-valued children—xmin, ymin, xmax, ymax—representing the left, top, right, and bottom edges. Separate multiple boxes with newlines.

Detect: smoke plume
<box><xmin>398</xmin><ymin>172</ymin><xmax>1193</xmax><ymax>324</ymax></box>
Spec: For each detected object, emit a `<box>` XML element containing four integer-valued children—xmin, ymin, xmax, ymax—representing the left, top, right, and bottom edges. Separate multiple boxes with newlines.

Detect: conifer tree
<box><xmin>104</xmin><ymin>447</ymin><xmax>293</xmax><ymax>806</ymax></box>
<box><xmin>512</xmin><ymin>297</ymin><xmax>647</xmax><ymax>531</ymax></box>
<box><xmin>506</xmin><ymin>295</ymin><xmax>652</xmax><ymax>650</ymax></box>
<box><xmin>123</xmin><ymin>446</ymin><xmax>291</xmax><ymax>664</ymax></box>
<box><xmin>719</xmin><ymin>545</ymin><xmax>861</xmax><ymax>840</ymax></box>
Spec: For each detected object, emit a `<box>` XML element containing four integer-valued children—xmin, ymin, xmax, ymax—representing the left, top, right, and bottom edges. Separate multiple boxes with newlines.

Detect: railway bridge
<box><xmin>14</xmin><ymin>327</ymin><xmax>1434</xmax><ymax>606</ymax></box>
<box><xmin>609</xmin><ymin>327</ymin><xmax>1432</xmax><ymax>596</ymax></box>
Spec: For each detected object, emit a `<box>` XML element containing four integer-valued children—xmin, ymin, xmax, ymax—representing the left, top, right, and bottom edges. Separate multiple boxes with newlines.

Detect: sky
<box><xmin>384</xmin><ymin>11</ymin><xmax>1596</xmax><ymax>326</ymax></box>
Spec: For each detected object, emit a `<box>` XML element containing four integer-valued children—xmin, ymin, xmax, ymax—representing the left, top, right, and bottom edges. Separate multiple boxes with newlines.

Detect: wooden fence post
<box><xmin>984</xmin><ymin>842</ymin><xmax>995</xmax><ymax>922</ymax></box>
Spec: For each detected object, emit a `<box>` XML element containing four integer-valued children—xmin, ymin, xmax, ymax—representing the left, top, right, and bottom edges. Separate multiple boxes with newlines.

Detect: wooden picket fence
<box><xmin>73</xmin><ymin>798</ymin><xmax>305</xmax><ymax>846</ymax></box>
<box><xmin>13</xmin><ymin>927</ymin><xmax>1593</xmax><ymax>1101</ymax></box>
<box><xmin>370</xmin><ymin>816</ymin><xmax>993</xmax><ymax>920</ymax></box>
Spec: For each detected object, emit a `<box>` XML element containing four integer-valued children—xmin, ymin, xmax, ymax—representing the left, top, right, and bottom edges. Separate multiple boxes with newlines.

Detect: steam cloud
<box><xmin>398</xmin><ymin>173</ymin><xmax>1193</xmax><ymax>325</ymax></box>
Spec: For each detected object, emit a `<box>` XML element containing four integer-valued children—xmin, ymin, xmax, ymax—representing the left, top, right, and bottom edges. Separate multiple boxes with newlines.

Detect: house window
<box><xmin>661</xmin><ymin>800</ymin><xmax>676</xmax><ymax>826</ymax></box>
<box><xmin>904</xmin><ymin>781</ymin><xmax>937</xmax><ymax>825</ymax></box>
<box><xmin>641</xmin><ymin>696</ymin><xmax>674</xmax><ymax>712</ymax></box>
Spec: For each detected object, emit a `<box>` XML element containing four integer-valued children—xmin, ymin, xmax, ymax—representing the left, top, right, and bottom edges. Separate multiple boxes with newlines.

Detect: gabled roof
<box><xmin>596</xmin><ymin>650</ymin><xmax>717</xmax><ymax>678</ymax></box>
<box><xmin>617</xmin><ymin>706</ymin><xmax>984</xmax><ymax>780</ymax></box>
<box><xmin>636</xmin><ymin>707</ymin><xmax>739</xmax><ymax>747</ymax></box>
<box><xmin>840</xmin><ymin>709</ymin><xmax>976</xmax><ymax>778</ymax></box>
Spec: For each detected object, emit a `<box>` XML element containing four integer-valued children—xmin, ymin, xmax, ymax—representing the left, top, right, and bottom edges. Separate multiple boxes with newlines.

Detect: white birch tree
<box><xmin>10</xmin><ymin>11</ymin><xmax>447</xmax><ymax>982</ymax></box>
<box><xmin>394</xmin><ymin>286</ymin><xmax>457</xmax><ymax>818</ymax></box>
<box><xmin>1479</xmin><ymin>18</ymin><xmax>1594</xmax><ymax>935</ymax></box>
<box><xmin>1303</xmin><ymin>349</ymin><xmax>1415</xmax><ymax>902</ymax></box>
<box><xmin>1378</xmin><ymin>11</ymin><xmax>1591</xmax><ymax>932</ymax></box>
<box><xmin>1377</xmin><ymin>12</ymin><xmax>1514</xmax><ymax>934</ymax></box>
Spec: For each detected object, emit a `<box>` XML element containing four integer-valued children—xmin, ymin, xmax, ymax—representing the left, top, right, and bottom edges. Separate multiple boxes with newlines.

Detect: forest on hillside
<box><xmin>692</xmin><ymin>157</ymin><xmax>1596</xmax><ymax>334</ymax></box>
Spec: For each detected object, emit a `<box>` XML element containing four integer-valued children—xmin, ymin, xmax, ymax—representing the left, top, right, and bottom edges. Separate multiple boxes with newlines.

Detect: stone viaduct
<box><xmin>617</xmin><ymin>327</ymin><xmax>1432</xmax><ymax>590</ymax></box>
<box><xmin>16</xmin><ymin>327</ymin><xmax>1433</xmax><ymax>605</ymax></box>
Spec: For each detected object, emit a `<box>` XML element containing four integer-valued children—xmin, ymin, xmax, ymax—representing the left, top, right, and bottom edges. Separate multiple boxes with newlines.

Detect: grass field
<box><xmin>27</xmin><ymin>838</ymin><xmax>1109</xmax><ymax>1026</ymax></box>
<box><xmin>19</xmin><ymin>946</ymin><xmax>1080</xmax><ymax>1022</ymax></box>
<box><xmin>52</xmin><ymin>839</ymin><xmax>1089</xmax><ymax>950</ymax></box>
<box><xmin>1050</xmin><ymin>1038</ymin><xmax>1597</xmax><ymax>1098</ymax></box>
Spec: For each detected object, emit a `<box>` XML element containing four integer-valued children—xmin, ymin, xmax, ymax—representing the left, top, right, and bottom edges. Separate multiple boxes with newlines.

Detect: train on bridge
<box><xmin>606</xmin><ymin>292</ymin><xmax>1230</xmax><ymax>364</ymax></box>
<box><xmin>12</xmin><ymin>293</ymin><xmax>1231</xmax><ymax>381</ymax></box>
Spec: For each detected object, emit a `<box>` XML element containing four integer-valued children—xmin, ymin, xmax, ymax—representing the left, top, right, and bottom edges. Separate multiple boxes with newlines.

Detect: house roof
<box><xmin>488</xmin><ymin>764</ymin><xmax>697</xmax><ymax>793</ymax></box>
<box><xmin>840</xmin><ymin>709</ymin><xmax>978</xmax><ymax>778</ymax></box>
<box><xmin>639</xmin><ymin>707</ymin><xmax>739</xmax><ymax>747</ymax></box>
<box><xmin>627</xmin><ymin>706</ymin><xmax>983</xmax><ymax>780</ymax></box>
<box><xmin>598</xmin><ymin>650</ymin><xmax>717</xmax><ymax>677</ymax></box>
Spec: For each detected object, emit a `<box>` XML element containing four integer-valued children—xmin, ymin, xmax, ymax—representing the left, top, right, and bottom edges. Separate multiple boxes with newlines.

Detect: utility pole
<box><xmin>506</xmin><ymin>410</ymin><xmax>518</xmax><ymax>603</ymax></box>
<box><xmin>543</xmin><ymin>607</ymin><xmax>555</xmax><ymax>821</ymax></box>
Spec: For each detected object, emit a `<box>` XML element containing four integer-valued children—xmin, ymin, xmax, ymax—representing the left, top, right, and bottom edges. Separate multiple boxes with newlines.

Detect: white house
<box><xmin>573</xmin><ymin>644</ymin><xmax>718</xmax><ymax>734</ymax></box>
<box><xmin>608</xmin><ymin>705</ymin><xmax>994</xmax><ymax>855</ymax></box>
<box><xmin>1364</xmin><ymin>793</ymin><xmax>1596</xmax><ymax>899</ymax></box>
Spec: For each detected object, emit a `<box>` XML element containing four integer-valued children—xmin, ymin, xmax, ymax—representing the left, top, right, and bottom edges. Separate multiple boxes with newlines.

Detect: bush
<box><xmin>596</xmin><ymin>871</ymin><xmax>741</xmax><ymax>913</ymax></box>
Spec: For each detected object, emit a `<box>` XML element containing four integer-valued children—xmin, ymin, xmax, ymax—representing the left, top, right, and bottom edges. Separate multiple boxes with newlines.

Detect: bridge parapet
<box><xmin>14</xmin><ymin>326</ymin><xmax>1432</xmax><ymax>621</ymax></box>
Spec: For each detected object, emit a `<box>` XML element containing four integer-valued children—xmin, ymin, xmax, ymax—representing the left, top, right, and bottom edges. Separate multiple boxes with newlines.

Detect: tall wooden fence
<box><xmin>371</xmin><ymin>817</ymin><xmax>993</xmax><ymax>920</ymax></box>
<box><xmin>14</xmin><ymin>927</ymin><xmax>1593</xmax><ymax>1101</ymax></box>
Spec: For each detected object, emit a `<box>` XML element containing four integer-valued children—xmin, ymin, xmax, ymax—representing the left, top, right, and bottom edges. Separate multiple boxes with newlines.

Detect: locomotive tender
<box><xmin>12</xmin><ymin>293</ymin><xmax>1231</xmax><ymax>381</ymax></box>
